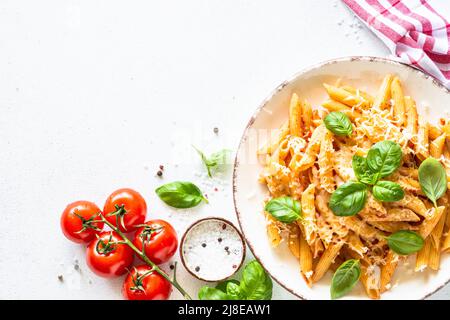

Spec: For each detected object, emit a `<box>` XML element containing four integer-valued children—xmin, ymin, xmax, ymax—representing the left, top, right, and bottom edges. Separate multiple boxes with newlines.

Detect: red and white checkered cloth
<box><xmin>342</xmin><ymin>0</ymin><xmax>450</xmax><ymax>88</ymax></box>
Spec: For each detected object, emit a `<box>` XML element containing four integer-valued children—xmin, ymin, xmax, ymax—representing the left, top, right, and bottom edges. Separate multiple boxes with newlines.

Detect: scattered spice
<box><xmin>170</xmin><ymin>264</ymin><xmax>175</xmax><ymax>270</ymax></box>
<box><xmin>201</xmin><ymin>243</ymin><xmax>206</xmax><ymax>248</ymax></box>
<box><xmin>57</xmin><ymin>275</ymin><xmax>64</xmax><ymax>282</ymax></box>
<box><xmin>159</xmin><ymin>165</ymin><xmax>164</xmax><ymax>170</ymax></box>
<box><xmin>195</xmin><ymin>266</ymin><xmax>200</xmax><ymax>272</ymax></box>
<box><xmin>218</xmin><ymin>237</ymin><xmax>222</xmax><ymax>243</ymax></box>
<box><xmin>156</xmin><ymin>170</ymin><xmax>163</xmax><ymax>177</ymax></box>
<box><xmin>213</xmin><ymin>127</ymin><xmax>219</xmax><ymax>134</ymax></box>
<box><xmin>222</xmin><ymin>224</ymin><xmax>227</xmax><ymax>230</ymax></box>
<box><xmin>74</xmin><ymin>259</ymin><xmax>80</xmax><ymax>271</ymax></box>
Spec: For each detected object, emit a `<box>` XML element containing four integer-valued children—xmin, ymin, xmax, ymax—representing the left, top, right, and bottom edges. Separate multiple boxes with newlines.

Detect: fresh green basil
<box><xmin>352</xmin><ymin>155</ymin><xmax>377</xmax><ymax>185</ymax></box>
<box><xmin>264</xmin><ymin>196</ymin><xmax>302</xmax><ymax>223</ymax></box>
<box><xmin>155</xmin><ymin>181</ymin><xmax>208</xmax><ymax>208</ymax></box>
<box><xmin>324</xmin><ymin>111</ymin><xmax>353</xmax><ymax>136</ymax></box>
<box><xmin>215</xmin><ymin>279</ymin><xmax>240</xmax><ymax>293</ymax></box>
<box><xmin>330</xmin><ymin>259</ymin><xmax>361</xmax><ymax>299</ymax></box>
<box><xmin>199</xmin><ymin>260</ymin><xmax>273</xmax><ymax>300</ymax></box>
<box><xmin>226</xmin><ymin>282</ymin><xmax>245</xmax><ymax>300</ymax></box>
<box><xmin>372</xmin><ymin>181</ymin><xmax>405</xmax><ymax>202</ymax></box>
<box><xmin>418</xmin><ymin>157</ymin><xmax>447</xmax><ymax>206</ymax></box>
<box><xmin>194</xmin><ymin>146</ymin><xmax>231</xmax><ymax>178</ymax></box>
<box><xmin>386</xmin><ymin>230</ymin><xmax>424</xmax><ymax>255</ymax></box>
<box><xmin>239</xmin><ymin>260</ymin><xmax>273</xmax><ymax>300</ymax></box>
<box><xmin>329</xmin><ymin>181</ymin><xmax>367</xmax><ymax>216</ymax></box>
<box><xmin>366</xmin><ymin>141</ymin><xmax>402</xmax><ymax>179</ymax></box>
<box><xmin>198</xmin><ymin>287</ymin><xmax>229</xmax><ymax>300</ymax></box>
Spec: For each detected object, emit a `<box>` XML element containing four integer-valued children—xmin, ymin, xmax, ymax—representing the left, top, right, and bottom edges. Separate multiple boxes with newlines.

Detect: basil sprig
<box><xmin>418</xmin><ymin>157</ymin><xmax>447</xmax><ymax>206</ymax></box>
<box><xmin>329</xmin><ymin>182</ymin><xmax>367</xmax><ymax>217</ymax></box>
<box><xmin>264</xmin><ymin>196</ymin><xmax>302</xmax><ymax>223</ymax></box>
<box><xmin>199</xmin><ymin>260</ymin><xmax>273</xmax><ymax>300</ymax></box>
<box><xmin>330</xmin><ymin>140</ymin><xmax>404</xmax><ymax>217</ymax></box>
<box><xmin>324</xmin><ymin>112</ymin><xmax>353</xmax><ymax>136</ymax></box>
<box><xmin>194</xmin><ymin>146</ymin><xmax>231</xmax><ymax>178</ymax></box>
<box><xmin>386</xmin><ymin>230</ymin><xmax>424</xmax><ymax>255</ymax></box>
<box><xmin>330</xmin><ymin>259</ymin><xmax>361</xmax><ymax>299</ymax></box>
<box><xmin>352</xmin><ymin>155</ymin><xmax>377</xmax><ymax>185</ymax></box>
<box><xmin>366</xmin><ymin>141</ymin><xmax>402</xmax><ymax>179</ymax></box>
<box><xmin>372</xmin><ymin>180</ymin><xmax>405</xmax><ymax>202</ymax></box>
<box><xmin>155</xmin><ymin>181</ymin><xmax>208</xmax><ymax>208</ymax></box>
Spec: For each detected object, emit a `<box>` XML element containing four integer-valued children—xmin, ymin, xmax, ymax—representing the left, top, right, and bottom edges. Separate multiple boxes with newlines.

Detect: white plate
<box><xmin>233</xmin><ymin>56</ymin><xmax>450</xmax><ymax>300</ymax></box>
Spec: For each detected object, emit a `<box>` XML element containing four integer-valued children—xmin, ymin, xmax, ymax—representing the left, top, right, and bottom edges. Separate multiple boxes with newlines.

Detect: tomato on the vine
<box><xmin>86</xmin><ymin>231</ymin><xmax>134</xmax><ymax>277</ymax></box>
<box><xmin>103</xmin><ymin>188</ymin><xmax>147</xmax><ymax>233</ymax></box>
<box><xmin>122</xmin><ymin>265</ymin><xmax>172</xmax><ymax>300</ymax></box>
<box><xmin>133</xmin><ymin>219</ymin><xmax>178</xmax><ymax>264</ymax></box>
<box><xmin>60</xmin><ymin>201</ymin><xmax>104</xmax><ymax>244</ymax></box>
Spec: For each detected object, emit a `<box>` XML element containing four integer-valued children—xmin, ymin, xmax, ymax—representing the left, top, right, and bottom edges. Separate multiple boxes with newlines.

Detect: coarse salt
<box><xmin>181</xmin><ymin>218</ymin><xmax>244</xmax><ymax>281</ymax></box>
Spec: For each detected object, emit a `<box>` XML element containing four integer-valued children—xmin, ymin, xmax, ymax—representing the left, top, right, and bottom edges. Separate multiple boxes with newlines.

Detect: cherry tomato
<box><xmin>103</xmin><ymin>188</ymin><xmax>147</xmax><ymax>233</ymax></box>
<box><xmin>122</xmin><ymin>265</ymin><xmax>172</xmax><ymax>300</ymax></box>
<box><xmin>60</xmin><ymin>201</ymin><xmax>104</xmax><ymax>244</ymax></box>
<box><xmin>86</xmin><ymin>231</ymin><xmax>134</xmax><ymax>277</ymax></box>
<box><xmin>133</xmin><ymin>219</ymin><xmax>178</xmax><ymax>264</ymax></box>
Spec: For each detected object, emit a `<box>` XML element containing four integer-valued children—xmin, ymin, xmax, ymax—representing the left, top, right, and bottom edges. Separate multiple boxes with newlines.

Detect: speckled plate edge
<box><xmin>232</xmin><ymin>56</ymin><xmax>450</xmax><ymax>300</ymax></box>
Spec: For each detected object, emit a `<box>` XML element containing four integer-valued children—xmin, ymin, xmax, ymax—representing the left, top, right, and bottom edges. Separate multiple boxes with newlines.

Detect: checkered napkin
<box><xmin>342</xmin><ymin>0</ymin><xmax>450</xmax><ymax>88</ymax></box>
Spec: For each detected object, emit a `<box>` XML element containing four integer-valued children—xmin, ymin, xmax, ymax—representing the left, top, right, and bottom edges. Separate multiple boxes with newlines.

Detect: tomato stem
<box><xmin>99</xmin><ymin>214</ymin><xmax>193</xmax><ymax>300</ymax></box>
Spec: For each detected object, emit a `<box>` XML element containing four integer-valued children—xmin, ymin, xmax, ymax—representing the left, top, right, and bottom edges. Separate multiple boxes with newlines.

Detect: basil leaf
<box><xmin>330</xmin><ymin>259</ymin><xmax>361</xmax><ymax>299</ymax></box>
<box><xmin>198</xmin><ymin>287</ymin><xmax>229</xmax><ymax>300</ymax></box>
<box><xmin>418</xmin><ymin>157</ymin><xmax>447</xmax><ymax>206</ymax></box>
<box><xmin>155</xmin><ymin>181</ymin><xmax>208</xmax><ymax>208</ymax></box>
<box><xmin>352</xmin><ymin>155</ymin><xmax>377</xmax><ymax>185</ymax></box>
<box><xmin>324</xmin><ymin>111</ymin><xmax>353</xmax><ymax>136</ymax></box>
<box><xmin>372</xmin><ymin>181</ymin><xmax>405</xmax><ymax>202</ymax></box>
<box><xmin>240</xmin><ymin>260</ymin><xmax>273</xmax><ymax>300</ymax></box>
<box><xmin>194</xmin><ymin>146</ymin><xmax>231</xmax><ymax>177</ymax></box>
<box><xmin>215</xmin><ymin>279</ymin><xmax>240</xmax><ymax>293</ymax></box>
<box><xmin>366</xmin><ymin>141</ymin><xmax>402</xmax><ymax>179</ymax></box>
<box><xmin>264</xmin><ymin>196</ymin><xmax>302</xmax><ymax>223</ymax></box>
<box><xmin>226</xmin><ymin>282</ymin><xmax>245</xmax><ymax>300</ymax></box>
<box><xmin>329</xmin><ymin>181</ymin><xmax>367</xmax><ymax>216</ymax></box>
<box><xmin>387</xmin><ymin>230</ymin><xmax>424</xmax><ymax>255</ymax></box>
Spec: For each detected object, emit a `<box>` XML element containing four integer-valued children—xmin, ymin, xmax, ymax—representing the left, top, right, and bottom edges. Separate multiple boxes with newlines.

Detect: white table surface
<box><xmin>0</xmin><ymin>0</ymin><xmax>448</xmax><ymax>300</ymax></box>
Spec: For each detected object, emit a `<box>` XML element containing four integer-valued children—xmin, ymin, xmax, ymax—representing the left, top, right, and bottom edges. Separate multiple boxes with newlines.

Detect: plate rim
<box><xmin>232</xmin><ymin>55</ymin><xmax>450</xmax><ymax>300</ymax></box>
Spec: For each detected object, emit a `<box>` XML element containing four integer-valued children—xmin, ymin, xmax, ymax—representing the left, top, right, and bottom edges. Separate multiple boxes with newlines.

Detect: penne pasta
<box><xmin>416</xmin><ymin>118</ymin><xmax>430</xmax><ymax>161</ymax></box>
<box><xmin>299</xmin><ymin>229</ymin><xmax>313</xmax><ymax>287</ymax></box>
<box><xmin>289</xmin><ymin>93</ymin><xmax>303</xmax><ymax>137</ymax></box>
<box><xmin>429</xmin><ymin>124</ymin><xmax>443</xmax><ymax>140</ymax></box>
<box><xmin>321</xmin><ymin>99</ymin><xmax>359</xmax><ymax>120</ymax></box>
<box><xmin>302</xmin><ymin>100</ymin><xmax>313</xmax><ymax>133</ymax></box>
<box><xmin>291</xmin><ymin>125</ymin><xmax>326</xmax><ymax>172</ymax></box>
<box><xmin>390</xmin><ymin>77</ymin><xmax>406</xmax><ymax>126</ymax></box>
<box><xmin>265</xmin><ymin>213</ymin><xmax>282</xmax><ymax>248</ymax></box>
<box><xmin>288</xmin><ymin>224</ymin><xmax>300</xmax><ymax>258</ymax></box>
<box><xmin>419</xmin><ymin>206</ymin><xmax>445</xmax><ymax>239</ymax></box>
<box><xmin>405</xmin><ymin>96</ymin><xmax>418</xmax><ymax>141</ymax></box>
<box><xmin>323</xmin><ymin>83</ymin><xmax>367</xmax><ymax>108</ymax></box>
<box><xmin>318</xmin><ymin>130</ymin><xmax>335</xmax><ymax>193</ymax></box>
<box><xmin>415</xmin><ymin>237</ymin><xmax>432</xmax><ymax>272</ymax></box>
<box><xmin>360</xmin><ymin>263</ymin><xmax>380</xmax><ymax>299</ymax></box>
<box><xmin>341</xmin><ymin>85</ymin><xmax>374</xmax><ymax>105</ymax></box>
<box><xmin>380</xmin><ymin>250</ymin><xmax>398</xmax><ymax>293</ymax></box>
<box><xmin>312</xmin><ymin>241</ymin><xmax>344</xmax><ymax>283</ymax></box>
<box><xmin>430</xmin><ymin>133</ymin><xmax>446</xmax><ymax>158</ymax></box>
<box><xmin>373</xmin><ymin>74</ymin><xmax>393</xmax><ymax>110</ymax></box>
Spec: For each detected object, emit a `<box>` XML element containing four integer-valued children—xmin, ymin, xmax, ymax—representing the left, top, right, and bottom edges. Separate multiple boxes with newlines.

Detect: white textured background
<box><xmin>0</xmin><ymin>0</ymin><xmax>448</xmax><ymax>299</ymax></box>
